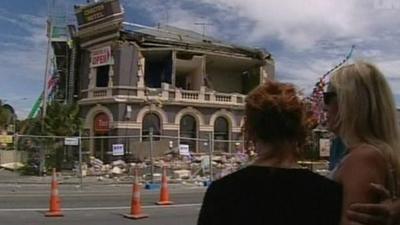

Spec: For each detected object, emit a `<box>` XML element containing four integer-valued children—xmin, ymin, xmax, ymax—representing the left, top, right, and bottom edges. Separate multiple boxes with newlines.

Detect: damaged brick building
<box><xmin>74</xmin><ymin>0</ymin><xmax>274</xmax><ymax>161</ymax></box>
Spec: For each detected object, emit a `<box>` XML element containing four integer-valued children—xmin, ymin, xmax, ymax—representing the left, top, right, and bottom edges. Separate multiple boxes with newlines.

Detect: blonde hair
<box><xmin>330</xmin><ymin>61</ymin><xmax>400</xmax><ymax>194</ymax></box>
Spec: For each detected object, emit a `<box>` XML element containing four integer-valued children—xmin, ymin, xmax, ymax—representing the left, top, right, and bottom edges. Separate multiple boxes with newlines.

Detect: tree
<box><xmin>43</xmin><ymin>102</ymin><xmax>82</xmax><ymax>170</ymax></box>
<box><xmin>0</xmin><ymin>107</ymin><xmax>9</xmax><ymax>130</ymax></box>
<box><xmin>0</xmin><ymin>101</ymin><xmax>13</xmax><ymax>130</ymax></box>
<box><xmin>22</xmin><ymin>102</ymin><xmax>82</xmax><ymax>171</ymax></box>
<box><xmin>0</xmin><ymin>101</ymin><xmax>15</xmax><ymax>150</ymax></box>
<box><xmin>43</xmin><ymin>102</ymin><xmax>81</xmax><ymax>137</ymax></box>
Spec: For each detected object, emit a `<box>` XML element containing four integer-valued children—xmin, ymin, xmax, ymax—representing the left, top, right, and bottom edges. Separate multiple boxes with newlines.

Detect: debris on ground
<box><xmin>0</xmin><ymin>162</ymin><xmax>24</xmax><ymax>170</ymax></box>
<box><xmin>75</xmin><ymin>152</ymin><xmax>329</xmax><ymax>183</ymax></box>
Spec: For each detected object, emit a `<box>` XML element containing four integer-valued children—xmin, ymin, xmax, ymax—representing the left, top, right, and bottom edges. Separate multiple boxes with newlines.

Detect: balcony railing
<box><xmin>81</xmin><ymin>86</ymin><xmax>245</xmax><ymax>106</ymax></box>
<box><xmin>93</xmin><ymin>89</ymin><xmax>107</xmax><ymax>97</ymax></box>
<box><xmin>181</xmin><ymin>90</ymin><xmax>199</xmax><ymax>100</ymax></box>
<box><xmin>215</xmin><ymin>94</ymin><xmax>231</xmax><ymax>102</ymax></box>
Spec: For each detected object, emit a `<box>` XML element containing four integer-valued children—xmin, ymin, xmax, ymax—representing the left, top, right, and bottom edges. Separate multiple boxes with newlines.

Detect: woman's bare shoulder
<box><xmin>347</xmin><ymin>144</ymin><xmax>387</xmax><ymax>164</ymax></box>
<box><xmin>337</xmin><ymin>144</ymin><xmax>387</xmax><ymax>181</ymax></box>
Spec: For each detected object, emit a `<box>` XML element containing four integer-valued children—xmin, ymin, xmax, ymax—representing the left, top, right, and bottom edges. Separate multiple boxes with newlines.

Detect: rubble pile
<box><xmin>80</xmin><ymin>151</ymin><xmax>251</xmax><ymax>184</ymax></box>
<box><xmin>71</xmin><ymin>150</ymin><xmax>329</xmax><ymax>183</ymax></box>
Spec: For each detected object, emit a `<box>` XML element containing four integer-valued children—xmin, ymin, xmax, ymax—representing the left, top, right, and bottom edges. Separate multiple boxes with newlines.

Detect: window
<box><xmin>180</xmin><ymin>115</ymin><xmax>197</xmax><ymax>152</ymax></box>
<box><xmin>142</xmin><ymin>113</ymin><xmax>161</xmax><ymax>141</ymax></box>
<box><xmin>93</xmin><ymin>113</ymin><xmax>110</xmax><ymax>162</ymax></box>
<box><xmin>214</xmin><ymin>117</ymin><xmax>230</xmax><ymax>152</ymax></box>
<box><xmin>96</xmin><ymin>65</ymin><xmax>109</xmax><ymax>87</ymax></box>
<box><xmin>144</xmin><ymin>52</ymin><xmax>172</xmax><ymax>88</ymax></box>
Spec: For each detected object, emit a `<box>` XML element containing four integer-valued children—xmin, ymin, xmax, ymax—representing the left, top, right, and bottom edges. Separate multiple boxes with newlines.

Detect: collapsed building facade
<box><xmin>74</xmin><ymin>0</ymin><xmax>274</xmax><ymax>162</ymax></box>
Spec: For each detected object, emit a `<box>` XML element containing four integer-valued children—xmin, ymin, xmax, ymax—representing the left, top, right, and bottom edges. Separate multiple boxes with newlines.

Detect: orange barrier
<box><xmin>45</xmin><ymin>168</ymin><xmax>63</xmax><ymax>217</ymax></box>
<box><xmin>156</xmin><ymin>166</ymin><xmax>173</xmax><ymax>205</ymax></box>
<box><xmin>124</xmin><ymin>167</ymin><xmax>148</xmax><ymax>219</ymax></box>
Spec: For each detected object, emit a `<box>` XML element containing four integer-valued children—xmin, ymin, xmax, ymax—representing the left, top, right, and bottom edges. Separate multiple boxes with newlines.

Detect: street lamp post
<box><xmin>149</xmin><ymin>127</ymin><xmax>154</xmax><ymax>184</ymax></box>
<box><xmin>208</xmin><ymin>133</ymin><xmax>213</xmax><ymax>182</ymax></box>
<box><xmin>13</xmin><ymin>114</ymin><xmax>18</xmax><ymax>169</ymax></box>
<box><xmin>78</xmin><ymin>130</ymin><xmax>83</xmax><ymax>189</ymax></box>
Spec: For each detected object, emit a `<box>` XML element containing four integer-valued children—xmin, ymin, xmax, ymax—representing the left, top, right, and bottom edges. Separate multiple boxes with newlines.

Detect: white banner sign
<box><xmin>112</xmin><ymin>144</ymin><xmax>124</xmax><ymax>156</ymax></box>
<box><xmin>90</xmin><ymin>46</ymin><xmax>111</xmax><ymax>67</ymax></box>
<box><xmin>64</xmin><ymin>137</ymin><xmax>79</xmax><ymax>146</ymax></box>
<box><xmin>319</xmin><ymin>138</ymin><xmax>331</xmax><ymax>157</ymax></box>
<box><xmin>179</xmin><ymin>144</ymin><xmax>190</xmax><ymax>156</ymax></box>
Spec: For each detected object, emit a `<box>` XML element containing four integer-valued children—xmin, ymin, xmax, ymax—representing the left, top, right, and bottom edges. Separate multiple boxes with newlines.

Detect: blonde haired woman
<box><xmin>324</xmin><ymin>61</ymin><xmax>400</xmax><ymax>225</ymax></box>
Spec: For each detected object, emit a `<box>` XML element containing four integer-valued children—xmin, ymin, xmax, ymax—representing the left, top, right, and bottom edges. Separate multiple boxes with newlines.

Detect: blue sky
<box><xmin>1</xmin><ymin>0</ymin><xmax>400</xmax><ymax>118</ymax></box>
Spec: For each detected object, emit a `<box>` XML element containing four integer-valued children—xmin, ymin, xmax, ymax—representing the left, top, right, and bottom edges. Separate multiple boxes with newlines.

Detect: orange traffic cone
<box><xmin>124</xmin><ymin>168</ymin><xmax>148</xmax><ymax>219</ymax></box>
<box><xmin>156</xmin><ymin>166</ymin><xmax>173</xmax><ymax>205</ymax></box>
<box><xmin>45</xmin><ymin>168</ymin><xmax>63</xmax><ymax>217</ymax></box>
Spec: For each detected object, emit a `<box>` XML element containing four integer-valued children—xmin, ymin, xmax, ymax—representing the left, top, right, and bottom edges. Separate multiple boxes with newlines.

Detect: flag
<box><xmin>47</xmin><ymin>75</ymin><xmax>59</xmax><ymax>90</ymax></box>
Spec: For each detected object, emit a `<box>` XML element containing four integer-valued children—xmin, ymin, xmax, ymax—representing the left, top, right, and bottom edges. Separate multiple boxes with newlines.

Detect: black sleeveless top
<box><xmin>198</xmin><ymin>166</ymin><xmax>342</xmax><ymax>225</ymax></box>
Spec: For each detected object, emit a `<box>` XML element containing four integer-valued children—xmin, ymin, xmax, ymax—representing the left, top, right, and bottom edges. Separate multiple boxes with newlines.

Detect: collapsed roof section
<box><xmin>120</xmin><ymin>23</ymin><xmax>274</xmax><ymax>94</ymax></box>
<box><xmin>121</xmin><ymin>24</ymin><xmax>272</xmax><ymax>61</ymax></box>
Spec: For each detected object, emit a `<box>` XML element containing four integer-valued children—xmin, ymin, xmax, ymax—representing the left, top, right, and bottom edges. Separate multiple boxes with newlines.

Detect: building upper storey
<box><xmin>74</xmin><ymin>0</ymin><xmax>274</xmax><ymax>109</ymax></box>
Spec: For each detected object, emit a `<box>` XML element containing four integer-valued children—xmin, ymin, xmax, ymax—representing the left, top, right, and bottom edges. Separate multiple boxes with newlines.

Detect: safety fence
<box><xmin>1</xmin><ymin>133</ymin><xmax>252</xmax><ymax>186</ymax></box>
<box><xmin>0</xmin><ymin>131</ymin><xmax>331</xmax><ymax>185</ymax></box>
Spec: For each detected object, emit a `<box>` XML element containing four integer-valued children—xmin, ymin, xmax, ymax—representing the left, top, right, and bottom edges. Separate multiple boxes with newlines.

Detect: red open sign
<box><xmin>94</xmin><ymin>113</ymin><xmax>110</xmax><ymax>134</ymax></box>
<box><xmin>91</xmin><ymin>47</ymin><xmax>111</xmax><ymax>67</ymax></box>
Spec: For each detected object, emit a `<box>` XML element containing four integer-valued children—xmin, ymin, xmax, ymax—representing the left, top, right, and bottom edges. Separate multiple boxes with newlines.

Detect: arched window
<box><xmin>142</xmin><ymin>113</ymin><xmax>161</xmax><ymax>141</ymax></box>
<box><xmin>93</xmin><ymin>112</ymin><xmax>110</xmax><ymax>162</ymax></box>
<box><xmin>180</xmin><ymin>115</ymin><xmax>197</xmax><ymax>152</ymax></box>
<box><xmin>214</xmin><ymin>117</ymin><xmax>230</xmax><ymax>152</ymax></box>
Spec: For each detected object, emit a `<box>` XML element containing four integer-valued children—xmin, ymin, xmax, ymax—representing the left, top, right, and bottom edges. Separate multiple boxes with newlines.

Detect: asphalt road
<box><xmin>0</xmin><ymin>206</ymin><xmax>201</xmax><ymax>225</ymax></box>
<box><xmin>0</xmin><ymin>184</ymin><xmax>206</xmax><ymax>225</ymax></box>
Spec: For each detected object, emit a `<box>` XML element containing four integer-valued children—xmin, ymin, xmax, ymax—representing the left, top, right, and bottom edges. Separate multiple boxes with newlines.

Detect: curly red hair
<box><xmin>244</xmin><ymin>80</ymin><xmax>306</xmax><ymax>148</ymax></box>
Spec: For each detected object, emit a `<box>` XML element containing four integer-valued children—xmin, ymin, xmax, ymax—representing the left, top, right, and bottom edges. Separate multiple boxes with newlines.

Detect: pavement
<box><xmin>0</xmin><ymin>206</ymin><xmax>201</xmax><ymax>225</ymax></box>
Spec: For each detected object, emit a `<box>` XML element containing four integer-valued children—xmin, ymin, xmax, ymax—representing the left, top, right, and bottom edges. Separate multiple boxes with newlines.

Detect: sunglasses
<box><xmin>323</xmin><ymin>92</ymin><xmax>337</xmax><ymax>105</ymax></box>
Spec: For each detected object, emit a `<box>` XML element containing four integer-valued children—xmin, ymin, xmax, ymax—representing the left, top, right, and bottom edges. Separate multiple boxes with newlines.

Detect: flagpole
<box><xmin>39</xmin><ymin>11</ymin><xmax>53</xmax><ymax>176</ymax></box>
<box><xmin>42</xmin><ymin>20</ymin><xmax>52</xmax><ymax>121</ymax></box>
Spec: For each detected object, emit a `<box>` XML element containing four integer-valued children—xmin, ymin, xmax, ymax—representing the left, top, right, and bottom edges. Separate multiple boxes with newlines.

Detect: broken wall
<box><xmin>207</xmin><ymin>69</ymin><xmax>242</xmax><ymax>93</ymax></box>
<box><xmin>175</xmin><ymin>54</ymin><xmax>204</xmax><ymax>90</ymax></box>
<box><xmin>129</xmin><ymin>139</ymin><xmax>170</xmax><ymax>161</ymax></box>
<box><xmin>114</xmin><ymin>42</ymin><xmax>139</xmax><ymax>86</ymax></box>
<box><xmin>242</xmin><ymin>67</ymin><xmax>260</xmax><ymax>94</ymax></box>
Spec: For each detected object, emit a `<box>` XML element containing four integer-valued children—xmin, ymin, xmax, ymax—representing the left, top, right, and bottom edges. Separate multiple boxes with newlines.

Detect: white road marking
<box><xmin>0</xmin><ymin>189</ymin><xmax>205</xmax><ymax>197</ymax></box>
<box><xmin>0</xmin><ymin>203</ymin><xmax>202</xmax><ymax>212</ymax></box>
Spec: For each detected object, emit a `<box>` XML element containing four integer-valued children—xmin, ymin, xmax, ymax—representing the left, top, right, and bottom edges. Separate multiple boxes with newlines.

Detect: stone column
<box><xmin>137</xmin><ymin>55</ymin><xmax>145</xmax><ymax>98</ymax></box>
<box><xmin>88</xmin><ymin>67</ymin><xmax>96</xmax><ymax>98</ymax></box>
<box><xmin>107</xmin><ymin>62</ymin><xmax>114</xmax><ymax>96</ymax></box>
